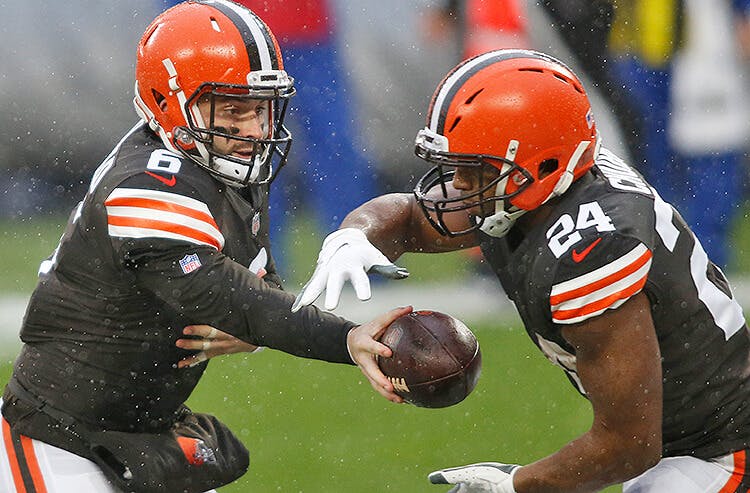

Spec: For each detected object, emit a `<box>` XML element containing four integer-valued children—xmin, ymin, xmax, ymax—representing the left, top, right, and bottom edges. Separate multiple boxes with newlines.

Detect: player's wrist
<box><xmin>345</xmin><ymin>326</ymin><xmax>357</xmax><ymax>364</ymax></box>
<box><xmin>507</xmin><ymin>465</ymin><xmax>520</xmax><ymax>493</ymax></box>
<box><xmin>322</xmin><ymin>227</ymin><xmax>367</xmax><ymax>249</ymax></box>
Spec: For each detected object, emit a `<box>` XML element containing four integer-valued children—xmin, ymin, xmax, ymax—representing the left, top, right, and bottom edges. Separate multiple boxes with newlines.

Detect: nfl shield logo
<box><xmin>585</xmin><ymin>109</ymin><xmax>595</xmax><ymax>129</ymax></box>
<box><xmin>179</xmin><ymin>253</ymin><xmax>202</xmax><ymax>274</ymax></box>
<box><xmin>251</xmin><ymin>211</ymin><xmax>261</xmax><ymax>237</ymax></box>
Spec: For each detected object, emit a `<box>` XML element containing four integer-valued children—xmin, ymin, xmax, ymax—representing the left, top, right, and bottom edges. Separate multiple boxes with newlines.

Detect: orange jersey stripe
<box><xmin>107</xmin><ymin>216</ymin><xmax>222</xmax><ymax>250</ymax></box>
<box><xmin>550</xmin><ymin>247</ymin><xmax>652</xmax><ymax>306</ymax></box>
<box><xmin>552</xmin><ymin>273</ymin><xmax>648</xmax><ymax>322</ymax></box>
<box><xmin>718</xmin><ymin>449</ymin><xmax>746</xmax><ymax>493</ymax></box>
<box><xmin>2</xmin><ymin>418</ymin><xmax>26</xmax><ymax>493</ymax></box>
<box><xmin>104</xmin><ymin>196</ymin><xmax>218</xmax><ymax>230</ymax></box>
<box><xmin>19</xmin><ymin>435</ymin><xmax>47</xmax><ymax>493</ymax></box>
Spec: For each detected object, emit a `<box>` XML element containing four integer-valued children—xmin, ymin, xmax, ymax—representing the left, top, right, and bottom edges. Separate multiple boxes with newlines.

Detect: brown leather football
<box><xmin>377</xmin><ymin>310</ymin><xmax>482</xmax><ymax>408</ymax></box>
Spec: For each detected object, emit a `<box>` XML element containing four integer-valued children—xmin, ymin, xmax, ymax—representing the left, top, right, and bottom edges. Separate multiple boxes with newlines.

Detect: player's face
<box><xmin>450</xmin><ymin>163</ymin><xmax>503</xmax><ymax>218</ymax></box>
<box><xmin>197</xmin><ymin>96</ymin><xmax>270</xmax><ymax>158</ymax></box>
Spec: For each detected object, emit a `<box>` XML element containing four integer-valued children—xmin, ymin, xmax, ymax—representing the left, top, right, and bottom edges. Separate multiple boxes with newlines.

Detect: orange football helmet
<box><xmin>413</xmin><ymin>49</ymin><xmax>600</xmax><ymax>237</ymax></box>
<box><xmin>133</xmin><ymin>0</ymin><xmax>295</xmax><ymax>186</ymax></box>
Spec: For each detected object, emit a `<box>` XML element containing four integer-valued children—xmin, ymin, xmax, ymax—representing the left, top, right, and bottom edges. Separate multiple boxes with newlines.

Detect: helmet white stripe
<box><xmin>210</xmin><ymin>0</ymin><xmax>274</xmax><ymax>70</ymax></box>
<box><xmin>429</xmin><ymin>51</ymin><xmax>502</xmax><ymax>131</ymax></box>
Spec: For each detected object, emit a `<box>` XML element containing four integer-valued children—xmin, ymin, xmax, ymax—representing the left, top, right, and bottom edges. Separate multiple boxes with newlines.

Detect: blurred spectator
<box><xmin>419</xmin><ymin>0</ymin><xmax>530</xmax><ymax>274</ymax></box>
<box><xmin>537</xmin><ymin>0</ymin><xmax>642</xmax><ymax>165</ymax></box>
<box><xmin>608</xmin><ymin>0</ymin><xmax>750</xmax><ymax>269</ymax></box>
<box><xmin>607</xmin><ymin>0</ymin><xmax>684</xmax><ymax>201</ymax></box>
<box><xmin>422</xmin><ymin>0</ymin><xmax>528</xmax><ymax>59</ymax></box>
<box><xmin>1</xmin><ymin>1</ymin><xmax>162</xmax><ymax>218</ymax></box>
<box><xmin>668</xmin><ymin>0</ymin><xmax>750</xmax><ymax>269</ymax></box>
<box><xmin>162</xmin><ymin>0</ymin><xmax>380</xmax><ymax>279</ymax></box>
<box><xmin>332</xmin><ymin>1</ymin><xmax>457</xmax><ymax>192</ymax></box>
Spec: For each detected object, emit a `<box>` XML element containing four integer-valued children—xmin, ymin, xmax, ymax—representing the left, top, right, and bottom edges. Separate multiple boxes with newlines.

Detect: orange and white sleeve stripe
<box><xmin>105</xmin><ymin>188</ymin><xmax>225</xmax><ymax>251</ymax></box>
<box><xmin>550</xmin><ymin>243</ymin><xmax>652</xmax><ymax>325</ymax></box>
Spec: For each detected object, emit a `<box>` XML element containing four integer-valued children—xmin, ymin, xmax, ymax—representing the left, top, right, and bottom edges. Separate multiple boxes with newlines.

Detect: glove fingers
<box><xmin>350</xmin><ymin>269</ymin><xmax>372</xmax><ymax>302</ymax></box>
<box><xmin>369</xmin><ymin>263</ymin><xmax>410</xmax><ymax>279</ymax></box>
<box><xmin>291</xmin><ymin>269</ymin><xmax>327</xmax><ymax>312</ymax></box>
<box><xmin>430</xmin><ymin>463</ymin><xmax>515</xmax><ymax>484</ymax></box>
<box><xmin>324</xmin><ymin>272</ymin><xmax>346</xmax><ymax>311</ymax></box>
<box><xmin>429</xmin><ymin>471</ymin><xmax>450</xmax><ymax>484</ymax></box>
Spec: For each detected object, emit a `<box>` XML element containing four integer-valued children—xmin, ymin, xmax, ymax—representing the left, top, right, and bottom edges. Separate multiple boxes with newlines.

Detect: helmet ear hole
<box><xmin>538</xmin><ymin>159</ymin><xmax>559</xmax><ymax>179</ymax></box>
<box><xmin>152</xmin><ymin>89</ymin><xmax>167</xmax><ymax>112</ymax></box>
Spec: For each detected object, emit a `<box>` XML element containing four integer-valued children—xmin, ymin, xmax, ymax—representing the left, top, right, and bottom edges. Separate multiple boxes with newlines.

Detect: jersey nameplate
<box><xmin>596</xmin><ymin>152</ymin><xmax>652</xmax><ymax>196</ymax></box>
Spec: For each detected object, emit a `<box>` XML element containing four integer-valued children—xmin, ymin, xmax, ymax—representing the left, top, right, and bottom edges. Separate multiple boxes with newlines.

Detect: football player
<box><xmin>0</xmin><ymin>2</ymin><xmax>407</xmax><ymax>492</ymax></box>
<box><xmin>292</xmin><ymin>50</ymin><xmax>750</xmax><ymax>491</ymax></box>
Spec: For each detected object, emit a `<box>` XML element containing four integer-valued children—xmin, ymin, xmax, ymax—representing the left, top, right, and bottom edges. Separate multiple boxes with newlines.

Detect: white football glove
<box><xmin>429</xmin><ymin>462</ymin><xmax>521</xmax><ymax>493</ymax></box>
<box><xmin>291</xmin><ymin>228</ymin><xmax>409</xmax><ymax>312</ymax></box>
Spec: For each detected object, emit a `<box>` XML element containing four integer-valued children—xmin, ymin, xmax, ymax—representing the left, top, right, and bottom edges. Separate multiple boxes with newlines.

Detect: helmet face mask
<box><xmin>134</xmin><ymin>0</ymin><xmax>295</xmax><ymax>187</ymax></box>
<box><xmin>175</xmin><ymin>81</ymin><xmax>294</xmax><ymax>186</ymax></box>
<box><xmin>414</xmin><ymin>140</ymin><xmax>533</xmax><ymax>237</ymax></box>
<box><xmin>412</xmin><ymin>49</ymin><xmax>599</xmax><ymax>238</ymax></box>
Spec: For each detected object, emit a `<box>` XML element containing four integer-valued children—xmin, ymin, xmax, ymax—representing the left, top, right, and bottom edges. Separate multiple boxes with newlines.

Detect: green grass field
<box><xmin>4</xmin><ymin>204</ymin><xmax>750</xmax><ymax>293</ymax></box>
<box><xmin>9</xmin><ymin>207</ymin><xmax>750</xmax><ymax>491</ymax></box>
<box><xmin>0</xmin><ymin>327</ymin><xmax>619</xmax><ymax>492</ymax></box>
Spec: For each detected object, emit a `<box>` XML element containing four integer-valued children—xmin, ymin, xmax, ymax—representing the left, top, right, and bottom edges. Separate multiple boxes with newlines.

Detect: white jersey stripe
<box><xmin>550</xmin><ymin>243</ymin><xmax>650</xmax><ymax>296</ymax></box>
<box><xmin>554</xmin><ymin>297</ymin><xmax>631</xmax><ymax>325</ymax></box>
<box><xmin>105</xmin><ymin>188</ymin><xmax>224</xmax><ymax>250</ymax></box>
<box><xmin>106</xmin><ymin>188</ymin><xmax>214</xmax><ymax>215</ymax></box>
<box><xmin>551</xmin><ymin>258</ymin><xmax>651</xmax><ymax>312</ymax></box>
<box><xmin>652</xmin><ymin>187</ymin><xmax>679</xmax><ymax>252</ymax></box>
<box><xmin>107</xmin><ymin>225</ymin><xmax>219</xmax><ymax>249</ymax></box>
<box><xmin>106</xmin><ymin>205</ymin><xmax>223</xmax><ymax>243</ymax></box>
<box><xmin>689</xmin><ymin>238</ymin><xmax>745</xmax><ymax>339</ymax></box>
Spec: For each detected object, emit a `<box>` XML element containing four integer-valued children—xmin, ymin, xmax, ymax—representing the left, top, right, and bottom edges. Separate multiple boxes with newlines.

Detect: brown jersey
<box><xmin>6</xmin><ymin>123</ymin><xmax>355</xmax><ymax>434</ymax></box>
<box><xmin>480</xmin><ymin>148</ymin><xmax>750</xmax><ymax>459</ymax></box>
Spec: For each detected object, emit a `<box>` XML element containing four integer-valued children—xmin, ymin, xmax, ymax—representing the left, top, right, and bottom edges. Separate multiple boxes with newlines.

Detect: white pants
<box><xmin>623</xmin><ymin>451</ymin><xmax>748</xmax><ymax>493</ymax></box>
<box><xmin>0</xmin><ymin>400</ymin><xmax>217</xmax><ymax>493</ymax></box>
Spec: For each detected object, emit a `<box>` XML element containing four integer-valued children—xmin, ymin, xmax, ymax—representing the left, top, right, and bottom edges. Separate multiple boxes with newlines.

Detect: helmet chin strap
<box><xmin>212</xmin><ymin>157</ymin><xmax>251</xmax><ymax>187</ymax></box>
<box><xmin>479</xmin><ymin>139</ymin><xmax>596</xmax><ymax>238</ymax></box>
<box><xmin>479</xmin><ymin>139</ymin><xmax>526</xmax><ymax>238</ymax></box>
<box><xmin>547</xmin><ymin>140</ymin><xmax>593</xmax><ymax>201</ymax></box>
<box><xmin>478</xmin><ymin>208</ymin><xmax>527</xmax><ymax>238</ymax></box>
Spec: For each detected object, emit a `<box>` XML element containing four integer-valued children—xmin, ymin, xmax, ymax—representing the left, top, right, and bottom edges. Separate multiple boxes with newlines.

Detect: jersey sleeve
<box><xmin>549</xmin><ymin>233</ymin><xmax>653</xmax><ymax>325</ymax></box>
<box><xmin>103</xmin><ymin>175</ymin><xmax>355</xmax><ymax>365</ymax></box>
<box><xmin>125</xmin><ymin>243</ymin><xmax>356</xmax><ymax>365</ymax></box>
<box><xmin>105</xmin><ymin>186</ymin><xmax>225</xmax><ymax>252</ymax></box>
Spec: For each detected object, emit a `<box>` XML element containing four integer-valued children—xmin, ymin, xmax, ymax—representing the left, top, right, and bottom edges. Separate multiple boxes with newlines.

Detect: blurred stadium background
<box><xmin>3</xmin><ymin>1</ymin><xmax>750</xmax><ymax>491</ymax></box>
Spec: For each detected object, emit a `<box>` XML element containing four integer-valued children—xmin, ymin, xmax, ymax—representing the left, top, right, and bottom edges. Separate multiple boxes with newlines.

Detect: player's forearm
<box><xmin>339</xmin><ymin>193</ymin><xmax>473</xmax><ymax>259</ymax></box>
<box><xmin>339</xmin><ymin>193</ymin><xmax>421</xmax><ymax>260</ymax></box>
<box><xmin>513</xmin><ymin>428</ymin><xmax>660</xmax><ymax>492</ymax></box>
<box><xmin>137</xmin><ymin>250</ymin><xmax>355</xmax><ymax>363</ymax></box>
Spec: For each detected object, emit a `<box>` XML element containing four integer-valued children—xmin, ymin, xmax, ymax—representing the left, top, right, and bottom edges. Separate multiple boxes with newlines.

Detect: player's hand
<box><xmin>346</xmin><ymin>305</ymin><xmax>413</xmax><ymax>403</ymax></box>
<box><xmin>175</xmin><ymin>325</ymin><xmax>264</xmax><ymax>368</ymax></box>
<box><xmin>429</xmin><ymin>463</ymin><xmax>521</xmax><ymax>493</ymax></box>
<box><xmin>291</xmin><ymin>228</ymin><xmax>409</xmax><ymax>312</ymax></box>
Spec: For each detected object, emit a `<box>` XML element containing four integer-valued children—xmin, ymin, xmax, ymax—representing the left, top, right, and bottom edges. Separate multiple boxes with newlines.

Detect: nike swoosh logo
<box><xmin>571</xmin><ymin>237</ymin><xmax>602</xmax><ymax>263</ymax></box>
<box><xmin>145</xmin><ymin>171</ymin><xmax>176</xmax><ymax>187</ymax></box>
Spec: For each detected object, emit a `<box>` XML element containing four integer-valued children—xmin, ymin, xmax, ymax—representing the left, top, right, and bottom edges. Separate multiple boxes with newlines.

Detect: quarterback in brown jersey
<box><xmin>293</xmin><ymin>50</ymin><xmax>750</xmax><ymax>492</ymax></box>
<box><xmin>0</xmin><ymin>2</ymin><xmax>407</xmax><ymax>492</ymax></box>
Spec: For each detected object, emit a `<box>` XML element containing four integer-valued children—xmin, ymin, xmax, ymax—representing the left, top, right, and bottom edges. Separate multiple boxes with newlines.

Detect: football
<box><xmin>377</xmin><ymin>310</ymin><xmax>482</xmax><ymax>408</ymax></box>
